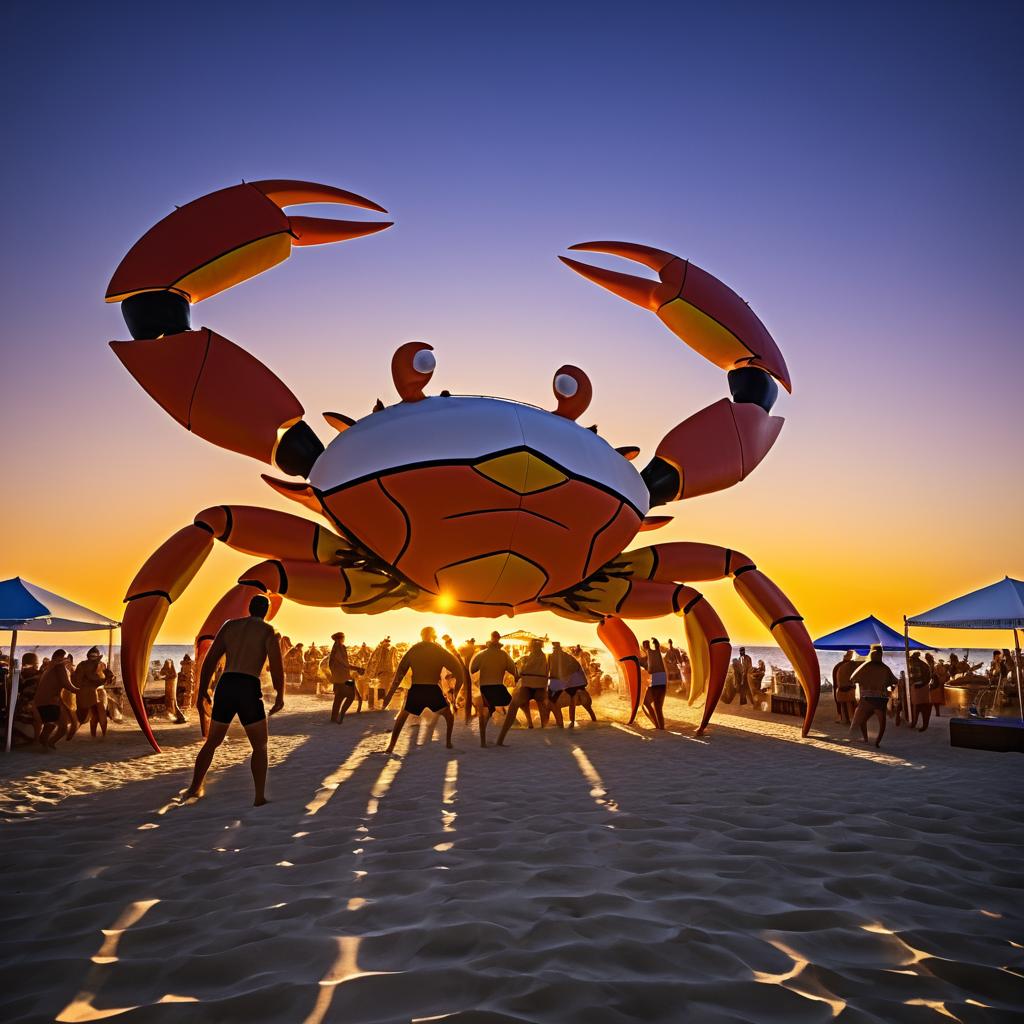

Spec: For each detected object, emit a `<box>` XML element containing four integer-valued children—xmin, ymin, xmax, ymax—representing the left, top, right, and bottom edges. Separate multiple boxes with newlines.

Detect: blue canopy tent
<box><xmin>814</xmin><ymin>615</ymin><xmax>932</xmax><ymax>654</ymax></box>
<box><xmin>908</xmin><ymin>577</ymin><xmax>1024</xmax><ymax>721</ymax></box>
<box><xmin>0</xmin><ymin>577</ymin><xmax>121</xmax><ymax>751</ymax></box>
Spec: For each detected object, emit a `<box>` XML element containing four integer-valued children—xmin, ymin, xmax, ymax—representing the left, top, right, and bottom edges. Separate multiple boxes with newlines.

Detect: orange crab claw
<box><xmin>106</xmin><ymin>179</ymin><xmax>392</xmax><ymax>305</ymax></box>
<box><xmin>561</xmin><ymin>241</ymin><xmax>791</xmax><ymax>391</ymax></box>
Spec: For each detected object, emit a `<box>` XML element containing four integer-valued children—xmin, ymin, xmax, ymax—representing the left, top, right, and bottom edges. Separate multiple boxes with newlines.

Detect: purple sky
<box><xmin>2</xmin><ymin>1</ymin><xmax>1021</xmax><ymax>647</ymax></box>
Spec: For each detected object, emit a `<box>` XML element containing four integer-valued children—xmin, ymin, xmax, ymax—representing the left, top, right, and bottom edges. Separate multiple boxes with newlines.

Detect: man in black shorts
<box><xmin>470</xmin><ymin>631</ymin><xmax>519</xmax><ymax>747</ymax></box>
<box><xmin>496</xmin><ymin>638</ymin><xmax>549</xmax><ymax>745</ymax></box>
<box><xmin>383</xmin><ymin>626</ymin><xmax>465</xmax><ymax>752</ymax></box>
<box><xmin>183</xmin><ymin>595</ymin><xmax>284</xmax><ymax>805</ymax></box>
<box><xmin>328</xmin><ymin>631</ymin><xmax>364</xmax><ymax>723</ymax></box>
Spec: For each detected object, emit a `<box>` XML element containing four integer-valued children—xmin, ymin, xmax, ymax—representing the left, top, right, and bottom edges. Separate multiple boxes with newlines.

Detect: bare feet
<box><xmin>180</xmin><ymin>786</ymin><xmax>205</xmax><ymax>801</ymax></box>
<box><xmin>253</xmin><ymin>796</ymin><xmax>269</xmax><ymax>806</ymax></box>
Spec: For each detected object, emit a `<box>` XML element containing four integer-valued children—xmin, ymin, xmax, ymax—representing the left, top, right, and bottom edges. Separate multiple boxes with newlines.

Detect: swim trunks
<box><xmin>480</xmin><ymin>684</ymin><xmax>512</xmax><ymax>710</ymax></box>
<box><xmin>404</xmin><ymin>683</ymin><xmax>449</xmax><ymax>716</ymax></box>
<box><xmin>211</xmin><ymin>672</ymin><xmax>266</xmax><ymax>726</ymax></box>
<box><xmin>649</xmin><ymin>671</ymin><xmax>668</xmax><ymax>688</ymax></box>
<box><xmin>37</xmin><ymin>704</ymin><xmax>60</xmax><ymax>723</ymax></box>
<box><xmin>332</xmin><ymin>680</ymin><xmax>355</xmax><ymax>695</ymax></box>
<box><xmin>863</xmin><ymin>695</ymin><xmax>888</xmax><ymax>710</ymax></box>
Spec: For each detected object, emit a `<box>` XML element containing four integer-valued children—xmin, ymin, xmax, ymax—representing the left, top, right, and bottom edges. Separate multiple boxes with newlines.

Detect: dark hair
<box><xmin>249</xmin><ymin>594</ymin><xmax>271</xmax><ymax>618</ymax></box>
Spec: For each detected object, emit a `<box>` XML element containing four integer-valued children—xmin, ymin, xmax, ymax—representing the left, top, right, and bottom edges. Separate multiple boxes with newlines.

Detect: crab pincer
<box><xmin>560</xmin><ymin>241</ymin><xmax>791</xmax><ymax>395</ymax></box>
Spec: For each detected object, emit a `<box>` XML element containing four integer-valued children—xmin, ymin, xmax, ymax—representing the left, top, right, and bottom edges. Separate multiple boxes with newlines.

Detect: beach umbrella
<box><xmin>908</xmin><ymin>577</ymin><xmax>1024</xmax><ymax>720</ymax></box>
<box><xmin>813</xmin><ymin>615</ymin><xmax>932</xmax><ymax>654</ymax></box>
<box><xmin>0</xmin><ymin>578</ymin><xmax>121</xmax><ymax>751</ymax></box>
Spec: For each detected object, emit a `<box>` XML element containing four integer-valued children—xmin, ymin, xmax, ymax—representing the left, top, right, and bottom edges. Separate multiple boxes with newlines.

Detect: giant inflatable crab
<box><xmin>107</xmin><ymin>179</ymin><xmax>819</xmax><ymax>751</ymax></box>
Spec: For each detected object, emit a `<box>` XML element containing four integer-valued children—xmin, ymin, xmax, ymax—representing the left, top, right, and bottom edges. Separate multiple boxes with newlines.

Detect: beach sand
<box><xmin>1</xmin><ymin>693</ymin><xmax>1021</xmax><ymax>1023</ymax></box>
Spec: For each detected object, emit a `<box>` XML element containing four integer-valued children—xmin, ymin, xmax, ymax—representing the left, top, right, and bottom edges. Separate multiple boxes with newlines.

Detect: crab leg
<box><xmin>607</xmin><ymin>542</ymin><xmax>820</xmax><ymax>736</ymax></box>
<box><xmin>596</xmin><ymin>616</ymin><xmax>643</xmax><ymax>723</ymax></box>
<box><xmin>121</xmin><ymin>506</ymin><xmax>351</xmax><ymax>751</ymax></box>
<box><xmin>561</xmin><ymin>241</ymin><xmax>788</xmax><ymax>505</ymax></box>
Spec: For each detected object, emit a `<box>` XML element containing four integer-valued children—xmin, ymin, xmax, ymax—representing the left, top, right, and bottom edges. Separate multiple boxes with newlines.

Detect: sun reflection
<box><xmin>302</xmin><ymin>936</ymin><xmax>398</xmax><ymax>1024</ymax></box>
<box><xmin>305</xmin><ymin>734</ymin><xmax>377</xmax><ymax>816</ymax></box>
<box><xmin>441</xmin><ymin>758</ymin><xmax>458</xmax><ymax>833</ymax></box>
<box><xmin>752</xmin><ymin>938</ymin><xmax>845</xmax><ymax>1016</ymax></box>
<box><xmin>57</xmin><ymin>899</ymin><xmax>160</xmax><ymax>1022</ymax></box>
<box><xmin>572</xmin><ymin>746</ymin><xmax>619</xmax><ymax>813</ymax></box>
<box><xmin>905</xmin><ymin>999</ymin><xmax>961</xmax><ymax>1020</ymax></box>
<box><xmin>610</xmin><ymin>722</ymin><xmax>651</xmax><ymax>742</ymax></box>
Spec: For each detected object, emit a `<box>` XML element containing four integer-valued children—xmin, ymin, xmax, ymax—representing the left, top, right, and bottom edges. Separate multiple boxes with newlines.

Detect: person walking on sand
<box><xmin>470</xmin><ymin>631</ymin><xmax>519</xmax><ymax>747</ymax></box>
<box><xmin>383</xmin><ymin>626</ymin><xmax>465</xmax><ymax>752</ymax></box>
<box><xmin>33</xmin><ymin>651</ymin><xmax>80</xmax><ymax>748</ymax></box>
<box><xmin>850</xmin><ymin>645</ymin><xmax>897</xmax><ymax>748</ymax></box>
<box><xmin>664</xmin><ymin>639</ymin><xmax>683</xmax><ymax>694</ymax></box>
<box><xmin>72</xmin><ymin>646</ymin><xmax>109</xmax><ymax>739</ymax></box>
<box><xmin>497</xmin><ymin>638</ymin><xmax>550</xmax><ymax>744</ymax></box>
<box><xmin>183</xmin><ymin>595</ymin><xmax>284</xmax><ymax>806</ymax></box>
<box><xmin>329</xmin><ymin>631</ymin><xmax>364</xmax><ymax>723</ymax></box>
<box><xmin>641</xmin><ymin>639</ymin><xmax>668</xmax><ymax>729</ymax></box>
<box><xmin>908</xmin><ymin>650</ymin><xmax>933</xmax><ymax>731</ymax></box>
<box><xmin>832</xmin><ymin>650</ymin><xmax>858</xmax><ymax>725</ymax></box>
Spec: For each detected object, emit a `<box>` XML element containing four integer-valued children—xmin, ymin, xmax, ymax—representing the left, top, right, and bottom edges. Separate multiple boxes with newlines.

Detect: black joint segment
<box><xmin>641</xmin><ymin>457</ymin><xmax>681</xmax><ymax>508</ymax></box>
<box><xmin>121</xmin><ymin>291</ymin><xmax>191</xmax><ymax>340</ymax></box>
<box><xmin>733</xmin><ymin>564</ymin><xmax>757</xmax><ymax>576</ymax></box>
<box><xmin>192</xmin><ymin>520</ymin><xmax>215</xmax><ymax>535</ymax></box>
<box><xmin>238</xmin><ymin>578</ymin><xmax>268</xmax><ymax>593</ymax></box>
<box><xmin>728</xmin><ymin>367</ymin><xmax>778</xmax><ymax>412</ymax></box>
<box><xmin>683</xmin><ymin>593</ymin><xmax>703</xmax><ymax>615</ymax></box>
<box><xmin>770</xmin><ymin>614</ymin><xmax>803</xmax><ymax>630</ymax></box>
<box><xmin>621</xmin><ymin>656</ymin><xmax>641</xmax><ymax>667</ymax></box>
<box><xmin>710</xmin><ymin>637</ymin><xmax>731</xmax><ymax>646</ymax></box>
<box><xmin>126</xmin><ymin>589</ymin><xmax>171</xmax><ymax>603</ymax></box>
<box><xmin>217</xmin><ymin>505</ymin><xmax>233</xmax><ymax>542</ymax></box>
<box><xmin>275</xmin><ymin>420</ymin><xmax>324</xmax><ymax>478</ymax></box>
<box><xmin>198</xmin><ymin>634</ymin><xmax>215</xmax><ymax>643</ymax></box>
<box><xmin>724</xmin><ymin>549</ymin><xmax>732</xmax><ymax>574</ymax></box>
<box><xmin>270</xmin><ymin>560</ymin><xmax>288</xmax><ymax>595</ymax></box>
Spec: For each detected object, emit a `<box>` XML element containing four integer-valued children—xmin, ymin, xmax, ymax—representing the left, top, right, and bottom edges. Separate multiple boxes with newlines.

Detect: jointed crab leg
<box><xmin>122</xmin><ymin>505</ymin><xmax>366</xmax><ymax>751</ymax></box>
<box><xmin>608</xmin><ymin>542</ymin><xmax>820</xmax><ymax>736</ymax></box>
<box><xmin>596</xmin><ymin>616</ymin><xmax>643</xmax><ymax>722</ymax></box>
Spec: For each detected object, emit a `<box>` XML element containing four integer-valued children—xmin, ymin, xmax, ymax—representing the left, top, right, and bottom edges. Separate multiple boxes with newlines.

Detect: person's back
<box><xmin>851</xmin><ymin>658</ymin><xmax>896</xmax><ymax>696</ymax></box>
<box><xmin>218</xmin><ymin>617</ymin><xmax>276</xmax><ymax>677</ymax></box>
<box><xmin>517</xmin><ymin>648</ymin><xmax>548</xmax><ymax>680</ymax></box>
<box><xmin>400</xmin><ymin>640</ymin><xmax>461</xmax><ymax>684</ymax></box>
<box><xmin>471</xmin><ymin>643</ymin><xmax>515</xmax><ymax>685</ymax></box>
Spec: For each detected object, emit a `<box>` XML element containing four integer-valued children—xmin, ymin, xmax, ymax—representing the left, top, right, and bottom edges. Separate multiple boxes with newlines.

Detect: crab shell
<box><xmin>308</xmin><ymin>396</ymin><xmax>650</xmax><ymax>614</ymax></box>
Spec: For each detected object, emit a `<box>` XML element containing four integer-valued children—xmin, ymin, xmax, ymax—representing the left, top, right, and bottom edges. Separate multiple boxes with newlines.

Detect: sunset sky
<box><xmin>2</xmin><ymin>1</ymin><xmax>1020</xmax><ymax>653</ymax></box>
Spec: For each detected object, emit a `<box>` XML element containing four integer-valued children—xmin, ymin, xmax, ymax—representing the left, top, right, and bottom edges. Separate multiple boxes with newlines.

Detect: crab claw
<box><xmin>106</xmin><ymin>179</ymin><xmax>392</xmax><ymax>305</ymax></box>
<box><xmin>560</xmin><ymin>241</ymin><xmax>791</xmax><ymax>392</ymax></box>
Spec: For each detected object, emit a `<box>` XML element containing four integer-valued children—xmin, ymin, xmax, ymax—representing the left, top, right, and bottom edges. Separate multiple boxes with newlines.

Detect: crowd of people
<box><xmin>831</xmin><ymin>647</ymin><xmax>1022</xmax><ymax>747</ymax></box>
<box><xmin>9</xmin><ymin>647</ymin><xmax>121</xmax><ymax>748</ymax></box>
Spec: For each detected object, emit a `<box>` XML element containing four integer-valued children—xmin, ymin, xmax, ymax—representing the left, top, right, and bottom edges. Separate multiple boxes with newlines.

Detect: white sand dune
<box><xmin>0</xmin><ymin>693</ymin><xmax>1021</xmax><ymax>1023</ymax></box>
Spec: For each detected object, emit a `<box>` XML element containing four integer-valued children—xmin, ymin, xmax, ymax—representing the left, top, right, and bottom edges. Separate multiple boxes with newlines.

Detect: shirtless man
<box><xmin>832</xmin><ymin>650</ymin><xmax>858</xmax><ymax>725</ymax></box>
<box><xmin>32</xmin><ymin>651</ymin><xmax>79</xmax><ymax>748</ymax></box>
<box><xmin>497</xmin><ymin>638</ymin><xmax>549</xmax><ymax>745</ymax></box>
<box><xmin>72</xmin><ymin>646</ymin><xmax>108</xmax><ymax>739</ymax></box>
<box><xmin>383</xmin><ymin>626</ymin><xmax>465</xmax><ymax>752</ymax></box>
<box><xmin>546</xmin><ymin>642</ymin><xmax>582</xmax><ymax>729</ymax></box>
<box><xmin>328</xmin><ymin>631</ymin><xmax>364</xmax><ymax>723</ymax></box>
<box><xmin>849</xmin><ymin>645</ymin><xmax>897</xmax><ymax>748</ymax></box>
<box><xmin>470</xmin><ymin>631</ymin><xmax>519</xmax><ymax>747</ymax></box>
<box><xmin>183</xmin><ymin>595</ymin><xmax>284</xmax><ymax>805</ymax></box>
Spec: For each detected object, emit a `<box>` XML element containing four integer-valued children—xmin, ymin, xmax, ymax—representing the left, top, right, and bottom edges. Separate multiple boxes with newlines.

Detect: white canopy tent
<box><xmin>906</xmin><ymin>576</ymin><xmax>1024</xmax><ymax>721</ymax></box>
<box><xmin>0</xmin><ymin>577</ymin><xmax>120</xmax><ymax>751</ymax></box>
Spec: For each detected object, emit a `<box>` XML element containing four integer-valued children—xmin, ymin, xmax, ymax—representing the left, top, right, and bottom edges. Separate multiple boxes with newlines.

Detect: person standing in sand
<box><xmin>832</xmin><ymin>650</ymin><xmax>858</xmax><ymax>725</ymax></box>
<box><xmin>33</xmin><ymin>651</ymin><xmax>80</xmax><ymax>748</ymax></box>
<box><xmin>497</xmin><ymin>638</ymin><xmax>550</xmax><ymax>744</ymax></box>
<box><xmin>849</xmin><ymin>645</ymin><xmax>897</xmax><ymax>748</ymax></box>
<box><xmin>183</xmin><ymin>595</ymin><xmax>284</xmax><ymax>806</ymax></box>
<box><xmin>641</xmin><ymin>639</ymin><xmax>667</xmax><ymax>729</ymax></box>
<box><xmin>470</xmin><ymin>631</ymin><xmax>519</xmax><ymax>747</ymax></box>
<box><xmin>329</xmin><ymin>631</ymin><xmax>364</xmax><ymax>723</ymax></box>
<box><xmin>72</xmin><ymin>646</ymin><xmax>108</xmax><ymax>739</ymax></box>
<box><xmin>908</xmin><ymin>651</ymin><xmax>933</xmax><ymax>731</ymax></box>
<box><xmin>383</xmin><ymin>626</ymin><xmax>465</xmax><ymax>752</ymax></box>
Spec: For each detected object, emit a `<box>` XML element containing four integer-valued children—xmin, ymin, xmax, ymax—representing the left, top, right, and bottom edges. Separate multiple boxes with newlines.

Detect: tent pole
<box><xmin>107</xmin><ymin>626</ymin><xmax>113</xmax><ymax>667</ymax></box>
<box><xmin>1014</xmin><ymin>628</ymin><xmax>1023</xmax><ymax>723</ymax></box>
<box><xmin>5</xmin><ymin>629</ymin><xmax>18</xmax><ymax>753</ymax></box>
<box><xmin>903</xmin><ymin>617</ymin><xmax>912</xmax><ymax>727</ymax></box>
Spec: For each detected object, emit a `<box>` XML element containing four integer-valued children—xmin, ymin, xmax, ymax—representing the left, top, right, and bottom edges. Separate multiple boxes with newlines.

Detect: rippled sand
<box><xmin>0</xmin><ymin>692</ymin><xmax>1020</xmax><ymax>1022</ymax></box>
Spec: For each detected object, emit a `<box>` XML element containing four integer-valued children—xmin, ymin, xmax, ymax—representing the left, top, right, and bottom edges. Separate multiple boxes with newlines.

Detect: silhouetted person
<box><xmin>850</xmin><ymin>645</ymin><xmax>896</xmax><ymax>747</ymax></box>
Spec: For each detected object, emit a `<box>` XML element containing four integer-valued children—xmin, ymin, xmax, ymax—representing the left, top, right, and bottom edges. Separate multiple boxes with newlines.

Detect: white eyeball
<box><xmin>553</xmin><ymin>373</ymin><xmax>578</xmax><ymax>398</ymax></box>
<box><xmin>412</xmin><ymin>349</ymin><xmax>436</xmax><ymax>374</ymax></box>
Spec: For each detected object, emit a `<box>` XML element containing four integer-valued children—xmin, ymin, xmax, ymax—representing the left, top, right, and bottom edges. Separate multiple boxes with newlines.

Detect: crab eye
<box><xmin>551</xmin><ymin>365</ymin><xmax>593</xmax><ymax>420</ymax></box>
<box><xmin>392</xmin><ymin>341</ymin><xmax>435</xmax><ymax>402</ymax></box>
<box><xmin>553</xmin><ymin>373</ymin><xmax>578</xmax><ymax>398</ymax></box>
<box><xmin>412</xmin><ymin>349</ymin><xmax>436</xmax><ymax>374</ymax></box>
